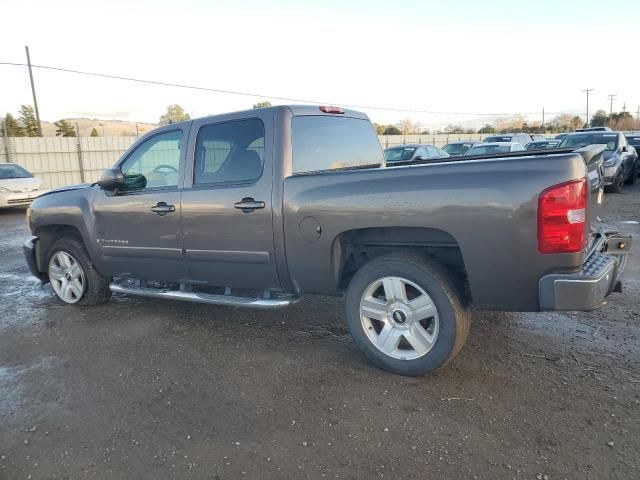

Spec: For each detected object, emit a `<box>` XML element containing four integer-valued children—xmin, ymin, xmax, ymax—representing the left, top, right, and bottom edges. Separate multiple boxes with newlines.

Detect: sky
<box><xmin>1</xmin><ymin>0</ymin><xmax>639</xmax><ymax>130</ymax></box>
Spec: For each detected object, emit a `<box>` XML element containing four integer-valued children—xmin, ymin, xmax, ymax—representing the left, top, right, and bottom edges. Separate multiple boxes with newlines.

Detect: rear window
<box><xmin>292</xmin><ymin>116</ymin><xmax>383</xmax><ymax>174</ymax></box>
<box><xmin>0</xmin><ymin>164</ymin><xmax>33</xmax><ymax>179</ymax></box>
<box><xmin>627</xmin><ymin>136</ymin><xmax>640</xmax><ymax>146</ymax></box>
<box><xmin>483</xmin><ymin>136</ymin><xmax>512</xmax><ymax>143</ymax></box>
<box><xmin>384</xmin><ymin>147</ymin><xmax>416</xmax><ymax>162</ymax></box>
<box><xmin>442</xmin><ymin>143</ymin><xmax>474</xmax><ymax>155</ymax></box>
<box><xmin>466</xmin><ymin>145</ymin><xmax>510</xmax><ymax>155</ymax></box>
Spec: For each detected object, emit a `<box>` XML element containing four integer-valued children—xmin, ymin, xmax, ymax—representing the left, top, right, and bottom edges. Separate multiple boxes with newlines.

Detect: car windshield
<box><xmin>0</xmin><ymin>164</ymin><xmax>33</xmax><ymax>179</ymax></box>
<box><xmin>442</xmin><ymin>143</ymin><xmax>474</xmax><ymax>155</ymax></box>
<box><xmin>559</xmin><ymin>133</ymin><xmax>618</xmax><ymax>151</ymax></box>
<box><xmin>525</xmin><ymin>141</ymin><xmax>559</xmax><ymax>150</ymax></box>
<box><xmin>465</xmin><ymin>145</ymin><xmax>510</xmax><ymax>155</ymax></box>
<box><xmin>483</xmin><ymin>136</ymin><xmax>512</xmax><ymax>143</ymax></box>
<box><xmin>384</xmin><ymin>147</ymin><xmax>416</xmax><ymax>162</ymax></box>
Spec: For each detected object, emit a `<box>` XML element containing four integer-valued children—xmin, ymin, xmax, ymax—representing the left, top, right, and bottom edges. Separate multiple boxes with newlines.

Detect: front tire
<box><xmin>345</xmin><ymin>253</ymin><xmax>470</xmax><ymax>376</ymax></box>
<box><xmin>608</xmin><ymin>170</ymin><xmax>624</xmax><ymax>193</ymax></box>
<box><xmin>47</xmin><ymin>237</ymin><xmax>112</xmax><ymax>306</ymax></box>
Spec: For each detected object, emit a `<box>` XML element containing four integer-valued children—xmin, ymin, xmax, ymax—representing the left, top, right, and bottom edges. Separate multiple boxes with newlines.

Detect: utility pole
<box><xmin>636</xmin><ymin>106</ymin><xmax>640</xmax><ymax>128</ymax></box>
<box><xmin>607</xmin><ymin>94</ymin><xmax>617</xmax><ymax>128</ymax></box>
<box><xmin>542</xmin><ymin>107</ymin><xmax>545</xmax><ymax>132</ymax></box>
<box><xmin>25</xmin><ymin>46</ymin><xmax>42</xmax><ymax>136</ymax></box>
<box><xmin>582</xmin><ymin>88</ymin><xmax>594</xmax><ymax>127</ymax></box>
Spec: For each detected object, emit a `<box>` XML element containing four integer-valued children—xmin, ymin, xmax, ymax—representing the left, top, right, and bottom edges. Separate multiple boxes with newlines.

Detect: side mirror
<box><xmin>622</xmin><ymin>145</ymin><xmax>628</xmax><ymax>152</ymax></box>
<box><xmin>413</xmin><ymin>155</ymin><xmax>427</xmax><ymax>161</ymax></box>
<box><xmin>97</xmin><ymin>168</ymin><xmax>125</xmax><ymax>190</ymax></box>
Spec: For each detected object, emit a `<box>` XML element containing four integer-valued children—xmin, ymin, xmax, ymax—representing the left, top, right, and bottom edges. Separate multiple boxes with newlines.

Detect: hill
<box><xmin>40</xmin><ymin>118</ymin><xmax>158</xmax><ymax>137</ymax></box>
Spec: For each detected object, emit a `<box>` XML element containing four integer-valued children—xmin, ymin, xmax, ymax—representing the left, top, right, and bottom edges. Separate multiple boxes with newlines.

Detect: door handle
<box><xmin>234</xmin><ymin>198</ymin><xmax>265</xmax><ymax>213</ymax></box>
<box><xmin>151</xmin><ymin>202</ymin><xmax>176</xmax><ymax>216</ymax></box>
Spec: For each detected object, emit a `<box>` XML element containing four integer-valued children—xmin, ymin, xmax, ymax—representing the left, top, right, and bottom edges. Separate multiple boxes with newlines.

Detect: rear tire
<box><xmin>47</xmin><ymin>237</ymin><xmax>112</xmax><ymax>306</ymax></box>
<box><xmin>345</xmin><ymin>253</ymin><xmax>470</xmax><ymax>376</ymax></box>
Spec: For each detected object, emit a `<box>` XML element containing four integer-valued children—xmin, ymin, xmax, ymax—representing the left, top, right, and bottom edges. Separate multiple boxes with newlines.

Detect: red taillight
<box><xmin>319</xmin><ymin>106</ymin><xmax>344</xmax><ymax>114</ymax></box>
<box><xmin>538</xmin><ymin>179</ymin><xmax>587</xmax><ymax>254</ymax></box>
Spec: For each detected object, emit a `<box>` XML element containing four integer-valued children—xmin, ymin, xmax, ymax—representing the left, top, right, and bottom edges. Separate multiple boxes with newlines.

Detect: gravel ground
<box><xmin>0</xmin><ymin>184</ymin><xmax>638</xmax><ymax>480</ymax></box>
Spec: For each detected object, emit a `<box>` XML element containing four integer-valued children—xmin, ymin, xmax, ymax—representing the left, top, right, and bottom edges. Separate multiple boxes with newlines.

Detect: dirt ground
<box><xmin>1</xmin><ymin>184</ymin><xmax>639</xmax><ymax>480</ymax></box>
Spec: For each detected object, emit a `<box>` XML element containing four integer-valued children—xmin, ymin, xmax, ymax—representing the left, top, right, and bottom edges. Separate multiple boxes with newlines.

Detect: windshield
<box><xmin>384</xmin><ymin>147</ymin><xmax>416</xmax><ymax>162</ymax></box>
<box><xmin>559</xmin><ymin>133</ymin><xmax>618</xmax><ymax>151</ymax></box>
<box><xmin>465</xmin><ymin>145</ymin><xmax>510</xmax><ymax>155</ymax></box>
<box><xmin>0</xmin><ymin>164</ymin><xmax>33</xmax><ymax>179</ymax></box>
<box><xmin>483</xmin><ymin>136</ymin><xmax>512</xmax><ymax>143</ymax></box>
<box><xmin>442</xmin><ymin>143</ymin><xmax>474</xmax><ymax>155</ymax></box>
<box><xmin>525</xmin><ymin>141</ymin><xmax>559</xmax><ymax>150</ymax></box>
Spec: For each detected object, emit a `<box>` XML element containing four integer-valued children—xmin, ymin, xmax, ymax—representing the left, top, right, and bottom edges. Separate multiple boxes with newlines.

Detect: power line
<box><xmin>1</xmin><ymin>61</ymin><xmax>571</xmax><ymax>117</ymax></box>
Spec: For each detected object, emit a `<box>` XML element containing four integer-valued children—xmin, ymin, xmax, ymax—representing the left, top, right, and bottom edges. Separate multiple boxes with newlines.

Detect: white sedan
<box><xmin>0</xmin><ymin>163</ymin><xmax>49</xmax><ymax>208</ymax></box>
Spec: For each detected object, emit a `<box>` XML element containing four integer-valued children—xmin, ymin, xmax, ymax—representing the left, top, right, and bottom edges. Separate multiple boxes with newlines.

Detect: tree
<box><xmin>444</xmin><ymin>125</ymin><xmax>465</xmax><ymax>134</ymax></box>
<box><xmin>54</xmin><ymin>119</ymin><xmax>76</xmax><ymax>137</ymax></box>
<box><xmin>373</xmin><ymin>123</ymin><xmax>386</xmax><ymax>135</ymax></box>
<box><xmin>18</xmin><ymin>105</ymin><xmax>39</xmax><ymax>136</ymax></box>
<box><xmin>159</xmin><ymin>104</ymin><xmax>191</xmax><ymax>125</ymax></box>
<box><xmin>590</xmin><ymin>110</ymin><xmax>608</xmax><ymax>127</ymax></box>
<box><xmin>253</xmin><ymin>101</ymin><xmax>272</xmax><ymax>109</ymax></box>
<box><xmin>1</xmin><ymin>113</ymin><xmax>25</xmax><ymax>137</ymax></box>
<box><xmin>477</xmin><ymin>124</ymin><xmax>496</xmax><ymax>134</ymax></box>
<box><xmin>382</xmin><ymin>126</ymin><xmax>402</xmax><ymax>135</ymax></box>
<box><xmin>397</xmin><ymin>118</ymin><xmax>420</xmax><ymax>135</ymax></box>
<box><xmin>90</xmin><ymin>128</ymin><xmax>99</xmax><ymax>137</ymax></box>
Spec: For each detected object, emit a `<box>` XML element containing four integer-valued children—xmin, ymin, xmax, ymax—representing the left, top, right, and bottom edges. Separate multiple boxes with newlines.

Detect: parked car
<box><xmin>525</xmin><ymin>139</ymin><xmax>562</xmax><ymax>151</ymax></box>
<box><xmin>441</xmin><ymin>141</ymin><xmax>480</xmax><ymax>157</ymax></box>
<box><xmin>559</xmin><ymin>131</ymin><xmax>638</xmax><ymax>192</ymax></box>
<box><xmin>529</xmin><ymin>134</ymin><xmax>547</xmax><ymax>141</ymax></box>
<box><xmin>0</xmin><ymin>163</ymin><xmax>48</xmax><ymax>208</ymax></box>
<box><xmin>555</xmin><ymin>133</ymin><xmax>569</xmax><ymax>140</ymax></box>
<box><xmin>384</xmin><ymin>144</ymin><xmax>449</xmax><ymax>163</ymax></box>
<box><xmin>464</xmin><ymin>142</ymin><xmax>527</xmax><ymax>155</ymax></box>
<box><xmin>482</xmin><ymin>133</ymin><xmax>532</xmax><ymax>145</ymax></box>
<box><xmin>576</xmin><ymin>127</ymin><xmax>612</xmax><ymax>132</ymax></box>
<box><xmin>23</xmin><ymin>105</ymin><xmax>631</xmax><ymax>377</ymax></box>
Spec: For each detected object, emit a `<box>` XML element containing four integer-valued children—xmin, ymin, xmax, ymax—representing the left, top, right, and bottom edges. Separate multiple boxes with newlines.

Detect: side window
<box><xmin>415</xmin><ymin>147</ymin><xmax>428</xmax><ymax>158</ymax></box>
<box><xmin>426</xmin><ymin>146</ymin><xmax>441</xmax><ymax>157</ymax></box>
<box><xmin>194</xmin><ymin>118</ymin><xmax>264</xmax><ymax>185</ymax></box>
<box><xmin>120</xmin><ymin>130</ymin><xmax>182</xmax><ymax>191</ymax></box>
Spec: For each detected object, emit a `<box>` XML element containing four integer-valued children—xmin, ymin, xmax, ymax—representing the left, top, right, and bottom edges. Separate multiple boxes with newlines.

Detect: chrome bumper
<box><xmin>539</xmin><ymin>232</ymin><xmax>631</xmax><ymax>311</ymax></box>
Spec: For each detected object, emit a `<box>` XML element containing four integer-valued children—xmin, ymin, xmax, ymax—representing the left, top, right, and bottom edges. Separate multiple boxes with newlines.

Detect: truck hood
<box><xmin>0</xmin><ymin>176</ymin><xmax>44</xmax><ymax>192</ymax></box>
<box><xmin>38</xmin><ymin>182</ymin><xmax>92</xmax><ymax>197</ymax></box>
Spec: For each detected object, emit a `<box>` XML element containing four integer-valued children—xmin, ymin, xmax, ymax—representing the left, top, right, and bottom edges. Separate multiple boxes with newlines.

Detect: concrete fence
<box><xmin>1</xmin><ymin>134</ymin><xmax>493</xmax><ymax>189</ymax></box>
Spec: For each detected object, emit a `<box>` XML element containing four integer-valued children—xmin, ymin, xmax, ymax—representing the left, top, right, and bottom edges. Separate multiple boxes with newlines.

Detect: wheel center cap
<box><xmin>65</xmin><ymin>271</ymin><xmax>73</xmax><ymax>282</ymax></box>
<box><xmin>391</xmin><ymin>309</ymin><xmax>407</xmax><ymax>324</ymax></box>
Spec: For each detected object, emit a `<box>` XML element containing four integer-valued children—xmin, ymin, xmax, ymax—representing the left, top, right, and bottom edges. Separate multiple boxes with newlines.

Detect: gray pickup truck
<box><xmin>23</xmin><ymin>105</ymin><xmax>631</xmax><ymax>376</ymax></box>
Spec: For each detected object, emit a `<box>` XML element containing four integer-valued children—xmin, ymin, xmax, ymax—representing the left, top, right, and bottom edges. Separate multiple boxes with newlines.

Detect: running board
<box><xmin>109</xmin><ymin>282</ymin><xmax>298</xmax><ymax>309</ymax></box>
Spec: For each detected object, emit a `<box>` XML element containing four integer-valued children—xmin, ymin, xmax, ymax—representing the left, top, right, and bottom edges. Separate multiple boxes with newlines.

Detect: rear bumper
<box><xmin>23</xmin><ymin>236</ymin><xmax>43</xmax><ymax>280</ymax></box>
<box><xmin>539</xmin><ymin>232</ymin><xmax>631</xmax><ymax>311</ymax></box>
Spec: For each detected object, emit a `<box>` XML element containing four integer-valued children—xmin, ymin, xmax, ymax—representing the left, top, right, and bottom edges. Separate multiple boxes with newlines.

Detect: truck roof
<box><xmin>181</xmin><ymin>105</ymin><xmax>370</xmax><ymax>125</ymax></box>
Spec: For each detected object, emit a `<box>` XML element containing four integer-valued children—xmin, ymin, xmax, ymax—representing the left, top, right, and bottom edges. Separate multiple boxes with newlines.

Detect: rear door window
<box><xmin>193</xmin><ymin>118</ymin><xmax>265</xmax><ymax>185</ymax></box>
<box><xmin>292</xmin><ymin>116</ymin><xmax>383</xmax><ymax>173</ymax></box>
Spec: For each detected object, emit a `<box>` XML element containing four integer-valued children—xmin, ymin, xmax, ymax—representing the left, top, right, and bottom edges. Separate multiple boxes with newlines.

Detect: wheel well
<box><xmin>333</xmin><ymin>227</ymin><xmax>470</xmax><ymax>302</ymax></box>
<box><xmin>35</xmin><ymin>225</ymin><xmax>84</xmax><ymax>271</ymax></box>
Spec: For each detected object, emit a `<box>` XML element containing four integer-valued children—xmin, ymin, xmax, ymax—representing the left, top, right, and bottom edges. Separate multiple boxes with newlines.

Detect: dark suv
<box><xmin>559</xmin><ymin>131</ymin><xmax>638</xmax><ymax>192</ymax></box>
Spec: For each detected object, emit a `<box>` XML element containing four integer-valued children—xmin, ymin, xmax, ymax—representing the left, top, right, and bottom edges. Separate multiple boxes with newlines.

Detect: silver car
<box><xmin>0</xmin><ymin>163</ymin><xmax>49</xmax><ymax>208</ymax></box>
